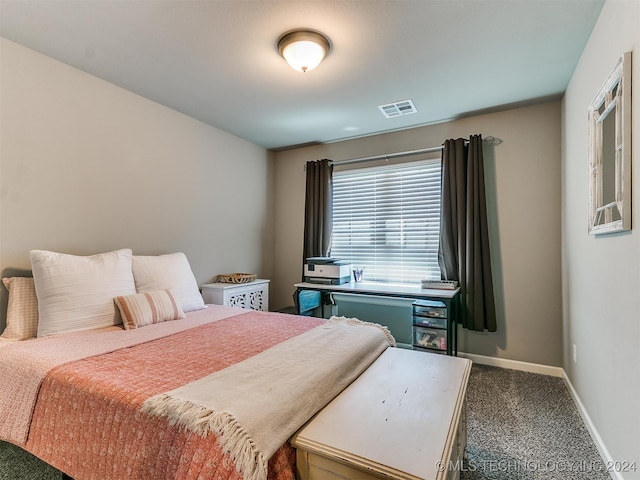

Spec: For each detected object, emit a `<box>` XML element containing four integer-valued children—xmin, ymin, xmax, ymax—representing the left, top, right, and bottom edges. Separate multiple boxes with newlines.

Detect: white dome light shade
<box><xmin>278</xmin><ymin>30</ymin><xmax>331</xmax><ymax>73</ymax></box>
<box><xmin>282</xmin><ymin>40</ymin><xmax>325</xmax><ymax>72</ymax></box>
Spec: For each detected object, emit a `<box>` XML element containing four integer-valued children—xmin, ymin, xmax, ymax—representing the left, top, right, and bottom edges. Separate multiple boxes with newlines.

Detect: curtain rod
<box><xmin>332</xmin><ymin>135</ymin><xmax>502</xmax><ymax>167</ymax></box>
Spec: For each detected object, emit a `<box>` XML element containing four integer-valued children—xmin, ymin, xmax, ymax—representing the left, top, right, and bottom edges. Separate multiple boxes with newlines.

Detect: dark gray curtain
<box><xmin>438</xmin><ymin>135</ymin><xmax>497</xmax><ymax>332</ymax></box>
<box><xmin>303</xmin><ymin>159</ymin><xmax>333</xmax><ymax>270</ymax></box>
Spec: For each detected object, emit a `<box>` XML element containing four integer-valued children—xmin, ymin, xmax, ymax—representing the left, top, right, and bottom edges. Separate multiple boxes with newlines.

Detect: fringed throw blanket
<box><xmin>142</xmin><ymin>316</ymin><xmax>396</xmax><ymax>480</ymax></box>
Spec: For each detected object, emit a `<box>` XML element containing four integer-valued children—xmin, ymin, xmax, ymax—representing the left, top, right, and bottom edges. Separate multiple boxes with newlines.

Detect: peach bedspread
<box><xmin>20</xmin><ymin>310</ymin><xmax>324</xmax><ymax>480</ymax></box>
<box><xmin>0</xmin><ymin>305</ymin><xmax>245</xmax><ymax>445</ymax></box>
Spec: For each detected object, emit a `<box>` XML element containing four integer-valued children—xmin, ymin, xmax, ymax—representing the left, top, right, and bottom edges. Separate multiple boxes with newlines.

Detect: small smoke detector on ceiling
<box><xmin>378</xmin><ymin>99</ymin><xmax>417</xmax><ymax>118</ymax></box>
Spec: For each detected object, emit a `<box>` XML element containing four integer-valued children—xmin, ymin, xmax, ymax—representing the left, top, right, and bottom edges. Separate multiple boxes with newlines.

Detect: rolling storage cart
<box><xmin>412</xmin><ymin>299</ymin><xmax>457</xmax><ymax>355</ymax></box>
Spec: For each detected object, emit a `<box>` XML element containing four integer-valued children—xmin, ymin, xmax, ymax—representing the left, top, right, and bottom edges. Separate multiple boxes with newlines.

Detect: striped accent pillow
<box><xmin>114</xmin><ymin>289</ymin><xmax>186</xmax><ymax>330</ymax></box>
<box><xmin>1</xmin><ymin>277</ymin><xmax>39</xmax><ymax>340</ymax></box>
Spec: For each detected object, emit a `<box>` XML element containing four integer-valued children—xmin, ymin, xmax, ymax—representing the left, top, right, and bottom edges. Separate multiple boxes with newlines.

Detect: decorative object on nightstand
<box><xmin>216</xmin><ymin>273</ymin><xmax>257</xmax><ymax>284</ymax></box>
<box><xmin>201</xmin><ymin>279</ymin><xmax>269</xmax><ymax>311</ymax></box>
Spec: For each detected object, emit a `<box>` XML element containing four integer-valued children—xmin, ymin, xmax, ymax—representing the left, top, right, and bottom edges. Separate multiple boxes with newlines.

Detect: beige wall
<box><xmin>274</xmin><ymin>101</ymin><xmax>563</xmax><ymax>366</ymax></box>
<box><xmin>1</xmin><ymin>37</ymin><xmax>567</xmax><ymax>368</ymax></box>
<box><xmin>0</xmin><ymin>38</ymin><xmax>275</xmax><ymax>326</ymax></box>
<box><xmin>562</xmin><ymin>0</ymin><xmax>640</xmax><ymax>474</ymax></box>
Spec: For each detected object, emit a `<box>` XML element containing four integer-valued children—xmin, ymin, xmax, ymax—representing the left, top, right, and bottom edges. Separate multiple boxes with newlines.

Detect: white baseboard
<box><xmin>458</xmin><ymin>352</ymin><xmax>564</xmax><ymax>377</ymax></box>
<box><xmin>562</xmin><ymin>371</ymin><xmax>620</xmax><ymax>480</ymax></box>
<box><xmin>459</xmin><ymin>352</ymin><xmax>618</xmax><ymax>480</ymax></box>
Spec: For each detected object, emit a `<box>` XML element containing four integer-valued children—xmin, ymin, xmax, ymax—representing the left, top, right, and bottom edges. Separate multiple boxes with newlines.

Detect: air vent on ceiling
<box><xmin>378</xmin><ymin>99</ymin><xmax>417</xmax><ymax>118</ymax></box>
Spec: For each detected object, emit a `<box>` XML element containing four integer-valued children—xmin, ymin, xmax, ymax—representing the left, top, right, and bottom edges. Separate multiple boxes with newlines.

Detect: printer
<box><xmin>304</xmin><ymin>257</ymin><xmax>351</xmax><ymax>285</ymax></box>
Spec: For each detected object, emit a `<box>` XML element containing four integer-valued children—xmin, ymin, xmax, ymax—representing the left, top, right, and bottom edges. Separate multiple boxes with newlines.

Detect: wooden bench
<box><xmin>291</xmin><ymin>348</ymin><xmax>471</xmax><ymax>480</ymax></box>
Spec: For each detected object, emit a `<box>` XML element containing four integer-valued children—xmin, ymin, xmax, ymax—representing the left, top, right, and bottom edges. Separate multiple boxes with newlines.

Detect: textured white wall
<box><xmin>0</xmin><ymin>38</ymin><xmax>275</xmax><ymax>325</ymax></box>
<box><xmin>562</xmin><ymin>0</ymin><xmax>640</xmax><ymax>474</ymax></box>
<box><xmin>273</xmin><ymin>101</ymin><xmax>563</xmax><ymax>366</ymax></box>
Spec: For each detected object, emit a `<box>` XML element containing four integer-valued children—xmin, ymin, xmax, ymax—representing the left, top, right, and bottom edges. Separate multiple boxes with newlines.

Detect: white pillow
<box><xmin>132</xmin><ymin>252</ymin><xmax>206</xmax><ymax>312</ymax></box>
<box><xmin>31</xmin><ymin>249</ymin><xmax>136</xmax><ymax>337</ymax></box>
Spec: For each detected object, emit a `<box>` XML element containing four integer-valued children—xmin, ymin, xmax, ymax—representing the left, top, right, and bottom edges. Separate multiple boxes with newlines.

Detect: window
<box><xmin>331</xmin><ymin>159</ymin><xmax>442</xmax><ymax>284</ymax></box>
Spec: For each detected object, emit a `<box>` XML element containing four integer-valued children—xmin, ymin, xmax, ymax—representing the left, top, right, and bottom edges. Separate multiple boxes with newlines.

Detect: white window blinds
<box><xmin>331</xmin><ymin>159</ymin><xmax>442</xmax><ymax>284</ymax></box>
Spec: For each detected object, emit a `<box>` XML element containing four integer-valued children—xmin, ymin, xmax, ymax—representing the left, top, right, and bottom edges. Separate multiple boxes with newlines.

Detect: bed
<box><xmin>2</xmin><ymin>306</ymin><xmax>395</xmax><ymax>480</ymax></box>
<box><xmin>1</xmin><ymin>248</ymin><xmax>470</xmax><ymax>480</ymax></box>
<box><xmin>0</xmin><ymin>249</ymin><xmax>395</xmax><ymax>480</ymax></box>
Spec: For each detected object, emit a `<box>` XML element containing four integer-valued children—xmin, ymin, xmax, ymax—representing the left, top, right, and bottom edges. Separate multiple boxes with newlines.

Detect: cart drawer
<box><xmin>413</xmin><ymin>325</ymin><xmax>447</xmax><ymax>351</ymax></box>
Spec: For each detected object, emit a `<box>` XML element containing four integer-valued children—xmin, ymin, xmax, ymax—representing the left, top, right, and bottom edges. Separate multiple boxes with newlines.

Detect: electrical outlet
<box><xmin>573</xmin><ymin>344</ymin><xmax>577</xmax><ymax>363</ymax></box>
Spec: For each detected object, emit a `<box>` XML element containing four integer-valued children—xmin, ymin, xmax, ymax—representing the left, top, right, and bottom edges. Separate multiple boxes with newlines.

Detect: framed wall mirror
<box><xmin>588</xmin><ymin>51</ymin><xmax>632</xmax><ymax>235</ymax></box>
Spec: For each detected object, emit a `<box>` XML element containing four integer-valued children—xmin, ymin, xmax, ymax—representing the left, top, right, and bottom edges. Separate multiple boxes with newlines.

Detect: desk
<box><xmin>294</xmin><ymin>282</ymin><xmax>460</xmax><ymax>355</ymax></box>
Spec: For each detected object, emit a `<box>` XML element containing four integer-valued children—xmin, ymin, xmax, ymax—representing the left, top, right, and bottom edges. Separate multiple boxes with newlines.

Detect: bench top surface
<box><xmin>291</xmin><ymin>348</ymin><xmax>472</xmax><ymax>480</ymax></box>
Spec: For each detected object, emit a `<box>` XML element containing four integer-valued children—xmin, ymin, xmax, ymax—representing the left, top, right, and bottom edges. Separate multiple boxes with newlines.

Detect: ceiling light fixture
<box><xmin>277</xmin><ymin>29</ymin><xmax>331</xmax><ymax>73</ymax></box>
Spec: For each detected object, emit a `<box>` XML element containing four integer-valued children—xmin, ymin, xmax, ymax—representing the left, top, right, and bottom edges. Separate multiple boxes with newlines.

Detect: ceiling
<box><xmin>0</xmin><ymin>0</ymin><xmax>604</xmax><ymax>151</ymax></box>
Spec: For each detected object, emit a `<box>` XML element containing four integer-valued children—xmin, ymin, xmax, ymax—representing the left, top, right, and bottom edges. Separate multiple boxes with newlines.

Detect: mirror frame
<box><xmin>588</xmin><ymin>51</ymin><xmax>632</xmax><ymax>235</ymax></box>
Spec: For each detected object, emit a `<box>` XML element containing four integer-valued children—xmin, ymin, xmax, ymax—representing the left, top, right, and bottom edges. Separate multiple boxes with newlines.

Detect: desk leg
<box><xmin>452</xmin><ymin>297</ymin><xmax>458</xmax><ymax>356</ymax></box>
<box><xmin>294</xmin><ymin>288</ymin><xmax>301</xmax><ymax>315</ymax></box>
<box><xmin>447</xmin><ymin>296</ymin><xmax>460</xmax><ymax>356</ymax></box>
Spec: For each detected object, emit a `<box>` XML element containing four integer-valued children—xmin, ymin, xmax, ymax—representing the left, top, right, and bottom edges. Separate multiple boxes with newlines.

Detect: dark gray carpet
<box><xmin>461</xmin><ymin>364</ymin><xmax>610</xmax><ymax>480</ymax></box>
<box><xmin>0</xmin><ymin>441</ymin><xmax>63</xmax><ymax>480</ymax></box>
<box><xmin>0</xmin><ymin>363</ymin><xmax>609</xmax><ymax>480</ymax></box>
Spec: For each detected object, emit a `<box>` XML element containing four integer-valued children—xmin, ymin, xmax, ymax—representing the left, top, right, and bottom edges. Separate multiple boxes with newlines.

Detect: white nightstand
<box><xmin>201</xmin><ymin>279</ymin><xmax>270</xmax><ymax>311</ymax></box>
